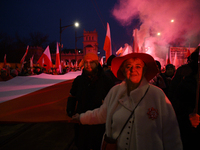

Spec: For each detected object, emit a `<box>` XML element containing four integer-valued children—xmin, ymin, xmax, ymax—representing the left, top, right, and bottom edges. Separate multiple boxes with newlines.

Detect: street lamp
<box><xmin>74</xmin><ymin>22</ymin><xmax>79</xmax><ymax>27</ymax></box>
<box><xmin>157</xmin><ymin>32</ymin><xmax>161</xmax><ymax>36</ymax></box>
<box><xmin>59</xmin><ymin>19</ymin><xmax>79</xmax><ymax>60</ymax></box>
<box><xmin>143</xmin><ymin>32</ymin><xmax>161</xmax><ymax>52</ymax></box>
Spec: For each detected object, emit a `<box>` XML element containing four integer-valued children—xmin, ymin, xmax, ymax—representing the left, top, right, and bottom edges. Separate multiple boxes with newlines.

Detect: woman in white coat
<box><xmin>72</xmin><ymin>53</ymin><xmax>183</xmax><ymax>150</ymax></box>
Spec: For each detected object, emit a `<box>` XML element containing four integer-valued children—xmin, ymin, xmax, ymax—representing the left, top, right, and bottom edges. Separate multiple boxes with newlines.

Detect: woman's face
<box><xmin>122</xmin><ymin>58</ymin><xmax>145</xmax><ymax>84</ymax></box>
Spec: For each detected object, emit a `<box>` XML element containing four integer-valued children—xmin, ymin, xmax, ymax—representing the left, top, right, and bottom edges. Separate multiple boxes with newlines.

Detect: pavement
<box><xmin>0</xmin><ymin>79</ymin><xmax>79</xmax><ymax>150</ymax></box>
<box><xmin>0</xmin><ymin>122</ymin><xmax>78</xmax><ymax>150</ymax></box>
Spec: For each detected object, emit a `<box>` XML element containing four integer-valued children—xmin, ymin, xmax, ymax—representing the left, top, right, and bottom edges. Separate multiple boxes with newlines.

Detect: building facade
<box><xmin>51</xmin><ymin>29</ymin><xmax>98</xmax><ymax>65</ymax></box>
<box><xmin>83</xmin><ymin>29</ymin><xmax>98</xmax><ymax>55</ymax></box>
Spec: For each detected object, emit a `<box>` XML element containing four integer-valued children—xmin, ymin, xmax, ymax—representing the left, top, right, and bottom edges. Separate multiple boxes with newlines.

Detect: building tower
<box><xmin>83</xmin><ymin>29</ymin><xmax>98</xmax><ymax>55</ymax></box>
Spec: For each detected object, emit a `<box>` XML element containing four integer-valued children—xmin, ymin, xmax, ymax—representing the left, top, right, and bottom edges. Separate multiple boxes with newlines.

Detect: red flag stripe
<box><xmin>20</xmin><ymin>46</ymin><xmax>29</xmax><ymax>64</ymax></box>
<box><xmin>3</xmin><ymin>54</ymin><xmax>6</xmax><ymax>67</ymax></box>
<box><xmin>103</xmin><ymin>23</ymin><xmax>112</xmax><ymax>61</ymax></box>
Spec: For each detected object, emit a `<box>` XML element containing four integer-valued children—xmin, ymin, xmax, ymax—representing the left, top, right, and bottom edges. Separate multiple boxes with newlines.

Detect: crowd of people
<box><xmin>68</xmin><ymin>48</ymin><xmax>199</xmax><ymax>150</ymax></box>
<box><xmin>1</xmin><ymin>48</ymin><xmax>199</xmax><ymax>150</ymax></box>
<box><xmin>0</xmin><ymin>64</ymin><xmax>81</xmax><ymax>81</ymax></box>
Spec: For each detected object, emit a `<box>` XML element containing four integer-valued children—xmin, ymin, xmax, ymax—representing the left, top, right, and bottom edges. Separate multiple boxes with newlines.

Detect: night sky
<box><xmin>0</xmin><ymin>0</ymin><xmax>138</xmax><ymax>56</ymax></box>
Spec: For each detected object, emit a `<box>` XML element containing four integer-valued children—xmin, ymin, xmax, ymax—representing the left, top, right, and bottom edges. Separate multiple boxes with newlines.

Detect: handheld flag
<box><xmin>166</xmin><ymin>52</ymin><xmax>170</xmax><ymax>65</ymax></box>
<box><xmin>133</xmin><ymin>29</ymin><xmax>139</xmax><ymax>53</ymax></box>
<box><xmin>173</xmin><ymin>52</ymin><xmax>179</xmax><ymax>69</ymax></box>
<box><xmin>30</xmin><ymin>55</ymin><xmax>34</xmax><ymax>68</ymax></box>
<box><xmin>37</xmin><ymin>46</ymin><xmax>52</xmax><ymax>70</ymax></box>
<box><xmin>20</xmin><ymin>46</ymin><xmax>29</xmax><ymax>64</ymax></box>
<box><xmin>103</xmin><ymin>22</ymin><xmax>112</xmax><ymax>61</ymax></box>
<box><xmin>55</xmin><ymin>42</ymin><xmax>61</xmax><ymax>73</ymax></box>
<box><xmin>100</xmin><ymin>56</ymin><xmax>104</xmax><ymax>66</ymax></box>
<box><xmin>3</xmin><ymin>54</ymin><xmax>6</xmax><ymax>68</ymax></box>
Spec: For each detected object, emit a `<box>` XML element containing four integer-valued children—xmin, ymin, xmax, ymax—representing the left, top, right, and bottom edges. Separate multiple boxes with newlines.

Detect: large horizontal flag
<box><xmin>0</xmin><ymin>71</ymin><xmax>82</xmax><ymax>122</ymax></box>
<box><xmin>103</xmin><ymin>22</ymin><xmax>112</xmax><ymax>61</ymax></box>
<box><xmin>37</xmin><ymin>46</ymin><xmax>52</xmax><ymax>70</ymax></box>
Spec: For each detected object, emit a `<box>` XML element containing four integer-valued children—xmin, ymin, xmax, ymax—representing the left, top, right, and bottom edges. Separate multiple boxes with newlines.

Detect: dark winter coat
<box><xmin>66</xmin><ymin>64</ymin><xmax>114</xmax><ymax>150</ymax></box>
<box><xmin>168</xmin><ymin>63</ymin><xmax>200</xmax><ymax>150</ymax></box>
<box><xmin>67</xmin><ymin>65</ymin><xmax>114</xmax><ymax>116</ymax></box>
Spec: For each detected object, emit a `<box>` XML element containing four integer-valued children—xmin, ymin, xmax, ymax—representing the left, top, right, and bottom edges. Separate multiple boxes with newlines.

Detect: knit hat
<box><xmin>79</xmin><ymin>53</ymin><xmax>99</xmax><ymax>68</ymax></box>
<box><xmin>111</xmin><ymin>53</ymin><xmax>158</xmax><ymax>81</ymax></box>
<box><xmin>83</xmin><ymin>53</ymin><xmax>98</xmax><ymax>61</ymax></box>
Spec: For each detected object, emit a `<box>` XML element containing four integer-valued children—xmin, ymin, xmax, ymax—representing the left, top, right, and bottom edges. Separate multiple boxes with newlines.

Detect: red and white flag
<box><xmin>70</xmin><ymin>62</ymin><xmax>74</xmax><ymax>68</ymax></box>
<box><xmin>55</xmin><ymin>42</ymin><xmax>61</xmax><ymax>73</ymax></box>
<box><xmin>123</xmin><ymin>46</ymin><xmax>129</xmax><ymax>56</ymax></box>
<box><xmin>37</xmin><ymin>46</ymin><xmax>52</xmax><ymax>70</ymax></box>
<box><xmin>133</xmin><ymin>29</ymin><xmax>139</xmax><ymax>53</ymax></box>
<box><xmin>74</xmin><ymin>61</ymin><xmax>78</xmax><ymax>68</ymax></box>
<box><xmin>186</xmin><ymin>48</ymin><xmax>191</xmax><ymax>58</ymax></box>
<box><xmin>3</xmin><ymin>54</ymin><xmax>6</xmax><ymax>67</ymax></box>
<box><xmin>20</xmin><ymin>46</ymin><xmax>29</xmax><ymax>64</ymax></box>
<box><xmin>30</xmin><ymin>55</ymin><xmax>34</xmax><ymax>68</ymax></box>
<box><xmin>100</xmin><ymin>56</ymin><xmax>104</xmax><ymax>66</ymax></box>
<box><xmin>166</xmin><ymin>52</ymin><xmax>170</xmax><ymax>65</ymax></box>
<box><xmin>103</xmin><ymin>22</ymin><xmax>112</xmax><ymax>61</ymax></box>
<box><xmin>173</xmin><ymin>52</ymin><xmax>179</xmax><ymax>69</ymax></box>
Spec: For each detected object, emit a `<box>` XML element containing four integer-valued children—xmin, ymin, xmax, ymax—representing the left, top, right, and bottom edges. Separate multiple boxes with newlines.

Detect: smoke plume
<box><xmin>112</xmin><ymin>0</ymin><xmax>200</xmax><ymax>65</ymax></box>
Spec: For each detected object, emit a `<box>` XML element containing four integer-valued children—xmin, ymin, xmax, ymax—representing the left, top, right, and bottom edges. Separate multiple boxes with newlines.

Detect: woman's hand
<box><xmin>72</xmin><ymin>113</ymin><xmax>80</xmax><ymax>121</ymax></box>
<box><xmin>189</xmin><ymin>113</ymin><xmax>200</xmax><ymax>128</ymax></box>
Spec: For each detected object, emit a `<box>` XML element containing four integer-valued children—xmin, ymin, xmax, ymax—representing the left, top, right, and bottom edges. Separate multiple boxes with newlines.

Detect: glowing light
<box><xmin>157</xmin><ymin>32</ymin><xmax>161</xmax><ymax>36</ymax></box>
<box><xmin>171</xmin><ymin>19</ymin><xmax>174</xmax><ymax>23</ymax></box>
<box><xmin>74</xmin><ymin>22</ymin><xmax>79</xmax><ymax>27</ymax></box>
<box><xmin>145</xmin><ymin>46</ymin><xmax>151</xmax><ymax>52</ymax></box>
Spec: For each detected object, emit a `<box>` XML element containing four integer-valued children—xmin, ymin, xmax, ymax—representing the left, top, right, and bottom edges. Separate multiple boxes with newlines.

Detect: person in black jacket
<box><xmin>67</xmin><ymin>53</ymin><xmax>114</xmax><ymax>150</ymax></box>
<box><xmin>150</xmin><ymin>61</ymin><xmax>175</xmax><ymax>97</ymax></box>
<box><xmin>168</xmin><ymin>46</ymin><xmax>200</xmax><ymax>150</ymax></box>
<box><xmin>104</xmin><ymin>55</ymin><xmax>122</xmax><ymax>85</ymax></box>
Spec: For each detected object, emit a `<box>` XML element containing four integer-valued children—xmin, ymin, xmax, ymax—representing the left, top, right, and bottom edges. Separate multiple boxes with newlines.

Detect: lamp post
<box><xmin>59</xmin><ymin>19</ymin><xmax>79</xmax><ymax>60</ymax></box>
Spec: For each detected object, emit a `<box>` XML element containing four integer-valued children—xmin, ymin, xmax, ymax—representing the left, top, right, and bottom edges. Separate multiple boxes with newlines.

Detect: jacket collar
<box><xmin>118</xmin><ymin>78</ymin><xmax>149</xmax><ymax>110</ymax></box>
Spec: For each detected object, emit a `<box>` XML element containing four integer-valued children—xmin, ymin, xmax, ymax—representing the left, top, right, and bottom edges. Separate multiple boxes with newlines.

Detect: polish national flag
<box><xmin>186</xmin><ymin>49</ymin><xmax>190</xmax><ymax>58</ymax></box>
<box><xmin>103</xmin><ymin>22</ymin><xmax>112</xmax><ymax>61</ymax></box>
<box><xmin>166</xmin><ymin>52</ymin><xmax>170</xmax><ymax>65</ymax></box>
<box><xmin>133</xmin><ymin>29</ymin><xmax>139</xmax><ymax>53</ymax></box>
<box><xmin>61</xmin><ymin>60</ymin><xmax>65</xmax><ymax>72</ymax></box>
<box><xmin>55</xmin><ymin>42</ymin><xmax>61</xmax><ymax>73</ymax></box>
<box><xmin>123</xmin><ymin>46</ymin><xmax>129</xmax><ymax>56</ymax></box>
<box><xmin>3</xmin><ymin>54</ymin><xmax>6</xmax><ymax>67</ymax></box>
<box><xmin>100</xmin><ymin>56</ymin><xmax>104</xmax><ymax>66</ymax></box>
<box><xmin>37</xmin><ymin>46</ymin><xmax>52</xmax><ymax>70</ymax></box>
<box><xmin>20</xmin><ymin>46</ymin><xmax>29</xmax><ymax>64</ymax></box>
<box><xmin>30</xmin><ymin>55</ymin><xmax>34</xmax><ymax>68</ymax></box>
<box><xmin>173</xmin><ymin>52</ymin><xmax>179</xmax><ymax>69</ymax></box>
<box><xmin>70</xmin><ymin>62</ymin><xmax>74</xmax><ymax>68</ymax></box>
<box><xmin>116</xmin><ymin>47</ymin><xmax>123</xmax><ymax>56</ymax></box>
